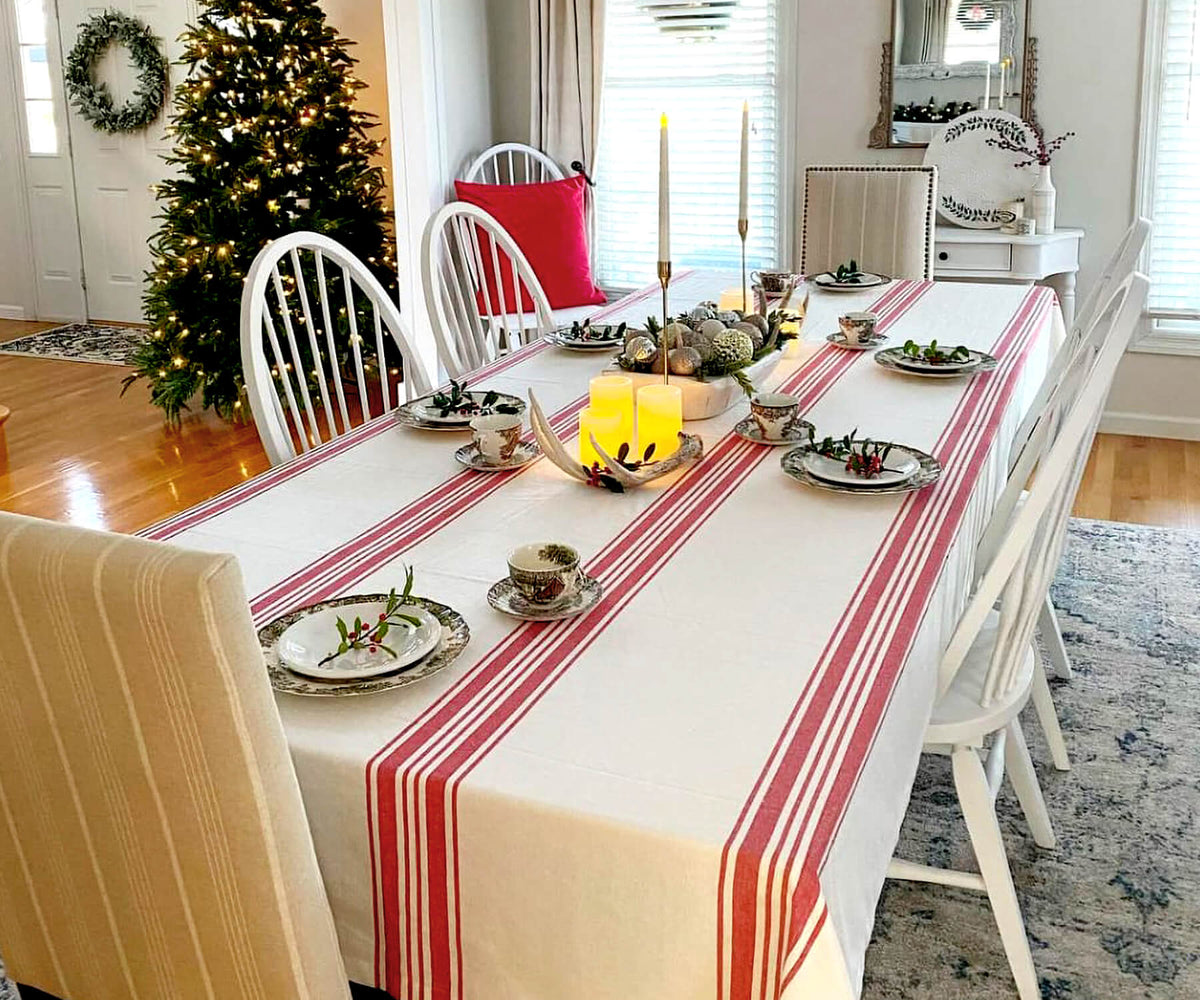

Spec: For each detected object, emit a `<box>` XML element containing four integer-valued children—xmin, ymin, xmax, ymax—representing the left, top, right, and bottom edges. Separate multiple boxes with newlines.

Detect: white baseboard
<box><xmin>1100</xmin><ymin>410</ymin><xmax>1200</xmax><ymax>441</ymax></box>
<box><xmin>0</xmin><ymin>304</ymin><xmax>27</xmax><ymax>320</ymax></box>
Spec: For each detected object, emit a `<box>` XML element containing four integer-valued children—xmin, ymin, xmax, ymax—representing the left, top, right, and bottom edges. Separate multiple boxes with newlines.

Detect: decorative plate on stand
<box><xmin>923</xmin><ymin>110</ymin><xmax>1040</xmax><ymax>229</ymax></box>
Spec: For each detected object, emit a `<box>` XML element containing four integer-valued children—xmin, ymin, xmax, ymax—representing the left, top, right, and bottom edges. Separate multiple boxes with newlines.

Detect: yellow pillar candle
<box><xmin>588</xmin><ymin>374</ymin><xmax>634</xmax><ymax>449</ymax></box>
<box><xmin>636</xmin><ymin>384</ymin><xmax>683</xmax><ymax>461</ymax></box>
<box><xmin>717</xmin><ymin>289</ymin><xmax>744</xmax><ymax>312</ymax></box>
<box><xmin>579</xmin><ymin>406</ymin><xmax>623</xmax><ymax>469</ymax></box>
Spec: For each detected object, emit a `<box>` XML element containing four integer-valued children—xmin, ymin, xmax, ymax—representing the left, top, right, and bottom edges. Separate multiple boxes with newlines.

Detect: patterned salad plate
<box><xmin>811</xmin><ymin>271</ymin><xmax>891</xmax><ymax>292</ymax></box>
<box><xmin>487</xmin><ymin>574</ymin><xmax>604</xmax><ymax>622</ymax></box>
<box><xmin>923</xmin><ymin>110</ymin><xmax>1041</xmax><ymax>228</ymax></box>
<box><xmin>781</xmin><ymin>443</ymin><xmax>942</xmax><ymax>496</ymax></box>
<box><xmin>454</xmin><ymin>441</ymin><xmax>539</xmax><ymax>471</ymax></box>
<box><xmin>874</xmin><ymin>347</ymin><xmax>999</xmax><ymax>378</ymax></box>
<box><xmin>259</xmin><ymin>594</ymin><xmax>470</xmax><ymax>696</ymax></box>
<box><xmin>825</xmin><ymin>331</ymin><xmax>889</xmax><ymax>351</ymax></box>
<box><xmin>734</xmin><ymin>416</ymin><xmax>814</xmax><ymax>447</ymax></box>
<box><xmin>395</xmin><ymin>391</ymin><xmax>525</xmax><ymax>431</ymax></box>
<box><xmin>546</xmin><ymin>323</ymin><xmax>629</xmax><ymax>352</ymax></box>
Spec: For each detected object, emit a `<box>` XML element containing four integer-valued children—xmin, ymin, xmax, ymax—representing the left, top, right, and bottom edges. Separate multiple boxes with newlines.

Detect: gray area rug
<box><xmin>0</xmin><ymin>323</ymin><xmax>145</xmax><ymax>366</ymax></box>
<box><xmin>0</xmin><ymin>519</ymin><xmax>1195</xmax><ymax>999</ymax></box>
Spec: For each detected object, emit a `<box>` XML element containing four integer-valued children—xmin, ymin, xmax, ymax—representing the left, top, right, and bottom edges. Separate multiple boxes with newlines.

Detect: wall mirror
<box><xmin>869</xmin><ymin>0</ymin><xmax>1036</xmax><ymax>149</ymax></box>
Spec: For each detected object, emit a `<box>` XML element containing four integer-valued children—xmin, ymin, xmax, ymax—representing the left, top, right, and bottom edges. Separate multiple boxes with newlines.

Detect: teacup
<box><xmin>752</xmin><ymin>269</ymin><xmax>799</xmax><ymax>295</ymax></box>
<box><xmin>838</xmin><ymin>311</ymin><xmax>878</xmax><ymax>345</ymax></box>
<box><xmin>471</xmin><ymin>413</ymin><xmax>522</xmax><ymax>464</ymax></box>
<box><xmin>750</xmin><ymin>392</ymin><xmax>801</xmax><ymax>441</ymax></box>
<box><xmin>507</xmin><ymin>542</ymin><xmax>580</xmax><ymax>606</ymax></box>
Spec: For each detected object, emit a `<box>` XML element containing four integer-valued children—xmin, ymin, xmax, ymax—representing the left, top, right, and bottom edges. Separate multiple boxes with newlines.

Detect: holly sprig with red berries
<box><xmin>813</xmin><ymin>430</ymin><xmax>895</xmax><ymax>479</ymax></box>
<box><xmin>320</xmin><ymin>566</ymin><xmax>423</xmax><ymax>665</ymax></box>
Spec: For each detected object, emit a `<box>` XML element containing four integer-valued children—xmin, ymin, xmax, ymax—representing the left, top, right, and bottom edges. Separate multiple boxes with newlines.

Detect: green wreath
<box><xmin>64</xmin><ymin>10</ymin><xmax>168</xmax><ymax>134</ymax></box>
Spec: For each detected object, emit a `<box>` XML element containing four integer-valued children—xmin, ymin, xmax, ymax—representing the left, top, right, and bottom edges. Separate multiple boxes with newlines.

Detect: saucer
<box><xmin>454</xmin><ymin>441</ymin><xmax>539</xmax><ymax>472</ymax></box>
<box><xmin>487</xmin><ymin>574</ymin><xmax>604</xmax><ymax>622</ymax></box>
<box><xmin>826</xmin><ymin>331</ymin><xmax>888</xmax><ymax>351</ymax></box>
<box><xmin>734</xmin><ymin>416</ymin><xmax>814</xmax><ymax>447</ymax></box>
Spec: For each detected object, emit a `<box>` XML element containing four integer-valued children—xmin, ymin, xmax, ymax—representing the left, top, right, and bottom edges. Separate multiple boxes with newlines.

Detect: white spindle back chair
<box><xmin>888</xmin><ymin>273</ymin><xmax>1149</xmax><ymax>1000</ymax></box>
<box><xmin>421</xmin><ymin>202</ymin><xmax>557</xmax><ymax>380</ymax></box>
<box><xmin>462</xmin><ymin>142</ymin><xmax>567</xmax><ymax>185</ymax></box>
<box><xmin>241</xmin><ymin>232</ymin><xmax>433</xmax><ymax>467</ymax></box>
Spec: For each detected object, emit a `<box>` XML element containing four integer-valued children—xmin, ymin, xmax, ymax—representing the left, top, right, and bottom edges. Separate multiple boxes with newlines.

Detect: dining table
<box><xmin>140</xmin><ymin>269</ymin><xmax>1063</xmax><ymax>1000</ymax></box>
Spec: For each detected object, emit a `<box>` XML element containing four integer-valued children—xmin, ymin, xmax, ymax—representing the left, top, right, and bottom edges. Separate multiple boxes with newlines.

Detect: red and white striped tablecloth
<box><xmin>147</xmin><ymin>271</ymin><xmax>1061</xmax><ymax>1000</ymax></box>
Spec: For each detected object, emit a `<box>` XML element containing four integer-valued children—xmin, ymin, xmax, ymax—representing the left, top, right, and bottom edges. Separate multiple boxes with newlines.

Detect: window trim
<box><xmin>1132</xmin><ymin>0</ymin><xmax>1200</xmax><ymax>356</ymax></box>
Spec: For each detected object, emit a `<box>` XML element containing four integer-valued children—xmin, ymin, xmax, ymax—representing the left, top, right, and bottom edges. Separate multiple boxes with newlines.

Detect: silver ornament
<box><xmin>668</xmin><ymin>346</ymin><xmax>703</xmax><ymax>376</ymax></box>
<box><xmin>624</xmin><ymin>335</ymin><xmax>657</xmax><ymax>363</ymax></box>
<box><xmin>698</xmin><ymin>318</ymin><xmax>727</xmax><ymax>339</ymax></box>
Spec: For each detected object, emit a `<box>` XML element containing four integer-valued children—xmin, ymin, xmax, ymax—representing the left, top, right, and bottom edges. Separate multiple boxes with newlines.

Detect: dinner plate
<box><xmin>259</xmin><ymin>595</ymin><xmax>471</xmax><ymax>697</ymax></box>
<box><xmin>875</xmin><ymin>347</ymin><xmax>999</xmax><ymax>379</ymax></box>
<box><xmin>892</xmin><ymin>351</ymin><xmax>981</xmax><ymax>373</ymax></box>
<box><xmin>811</xmin><ymin>271</ymin><xmax>890</xmax><ymax>291</ymax></box>
<box><xmin>395</xmin><ymin>391</ymin><xmax>525</xmax><ymax>430</ymax></box>
<box><xmin>781</xmin><ymin>444</ymin><xmax>942</xmax><ymax>496</ymax></box>
<box><xmin>801</xmin><ymin>448</ymin><xmax>920</xmax><ymax>488</ymax></box>
<box><xmin>546</xmin><ymin>323</ymin><xmax>628</xmax><ymax>351</ymax></box>
<box><xmin>277</xmin><ymin>600</ymin><xmax>442</xmax><ymax>680</ymax></box>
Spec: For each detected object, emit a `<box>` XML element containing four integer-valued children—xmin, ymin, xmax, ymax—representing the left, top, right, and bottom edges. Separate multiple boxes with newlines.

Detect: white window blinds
<box><xmin>1145</xmin><ymin>0</ymin><xmax>1200</xmax><ymax>320</ymax></box>
<box><xmin>594</xmin><ymin>0</ymin><xmax>780</xmax><ymax>291</ymax></box>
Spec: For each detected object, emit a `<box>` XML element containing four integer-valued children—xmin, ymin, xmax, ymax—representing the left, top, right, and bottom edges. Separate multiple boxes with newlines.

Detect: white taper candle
<box><xmin>738</xmin><ymin>101</ymin><xmax>749</xmax><ymax>222</ymax></box>
<box><xmin>658</xmin><ymin>112</ymin><xmax>670</xmax><ymax>261</ymax></box>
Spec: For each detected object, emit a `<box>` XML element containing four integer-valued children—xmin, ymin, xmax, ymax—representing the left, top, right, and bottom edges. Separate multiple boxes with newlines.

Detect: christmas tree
<box><xmin>127</xmin><ymin>0</ymin><xmax>394</xmax><ymax>422</ymax></box>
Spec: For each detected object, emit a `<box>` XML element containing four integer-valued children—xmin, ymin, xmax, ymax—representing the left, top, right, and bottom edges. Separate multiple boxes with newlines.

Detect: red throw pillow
<box><xmin>453</xmin><ymin>174</ymin><xmax>606</xmax><ymax>313</ymax></box>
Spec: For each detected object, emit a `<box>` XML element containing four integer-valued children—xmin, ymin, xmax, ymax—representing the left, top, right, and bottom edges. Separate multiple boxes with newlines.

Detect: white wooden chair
<box><xmin>240</xmin><ymin>232</ymin><xmax>433</xmax><ymax>466</ymax></box>
<box><xmin>421</xmin><ymin>202</ymin><xmax>557</xmax><ymax>380</ymax></box>
<box><xmin>997</xmin><ymin>217</ymin><xmax>1152</xmax><ymax>684</ymax></box>
<box><xmin>801</xmin><ymin>165</ymin><xmax>939</xmax><ymax>281</ymax></box>
<box><xmin>461</xmin><ymin>142</ymin><xmax>567</xmax><ymax>185</ymax></box>
<box><xmin>889</xmin><ymin>272</ymin><xmax>1150</xmax><ymax>1000</ymax></box>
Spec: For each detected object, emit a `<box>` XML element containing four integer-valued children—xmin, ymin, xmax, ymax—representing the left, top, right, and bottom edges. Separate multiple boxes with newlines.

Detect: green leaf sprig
<box><xmin>429</xmin><ymin>378</ymin><xmax>519</xmax><ymax>417</ymax></box>
<box><xmin>834</xmin><ymin>259</ymin><xmax>865</xmax><ymax>283</ymax></box>
<box><xmin>320</xmin><ymin>566</ymin><xmax>423</xmax><ymax>665</ymax></box>
<box><xmin>813</xmin><ymin>429</ymin><xmax>895</xmax><ymax>479</ymax></box>
<box><xmin>901</xmin><ymin>339</ymin><xmax>972</xmax><ymax>364</ymax></box>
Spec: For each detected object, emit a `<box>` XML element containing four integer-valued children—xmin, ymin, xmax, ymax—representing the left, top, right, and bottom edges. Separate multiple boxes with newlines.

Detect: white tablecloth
<box><xmin>143</xmin><ymin>271</ymin><xmax>1061</xmax><ymax>1000</ymax></box>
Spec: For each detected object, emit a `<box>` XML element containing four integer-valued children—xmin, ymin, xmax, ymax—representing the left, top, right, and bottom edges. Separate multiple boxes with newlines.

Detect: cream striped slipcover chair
<box><xmin>0</xmin><ymin>512</ymin><xmax>351</xmax><ymax>1000</ymax></box>
<box><xmin>801</xmin><ymin>165</ymin><xmax>939</xmax><ymax>281</ymax></box>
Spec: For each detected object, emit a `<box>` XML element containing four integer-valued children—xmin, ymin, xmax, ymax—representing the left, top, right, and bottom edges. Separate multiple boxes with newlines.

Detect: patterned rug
<box><xmin>0</xmin><ymin>519</ymin><xmax>1196</xmax><ymax>999</ymax></box>
<box><xmin>0</xmin><ymin>324</ymin><xmax>145</xmax><ymax>366</ymax></box>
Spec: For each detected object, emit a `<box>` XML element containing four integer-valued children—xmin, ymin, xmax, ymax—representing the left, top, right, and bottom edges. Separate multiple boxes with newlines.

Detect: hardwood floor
<box><xmin>2</xmin><ymin>318</ymin><xmax>1199</xmax><ymax>533</ymax></box>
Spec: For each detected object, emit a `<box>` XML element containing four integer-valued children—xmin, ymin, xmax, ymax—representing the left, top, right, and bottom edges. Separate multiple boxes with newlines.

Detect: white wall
<box><xmin>486</xmin><ymin>0</ymin><xmax>532</xmax><ymax>145</ymax></box>
<box><xmin>486</xmin><ymin>0</ymin><xmax>1200</xmax><ymax>437</ymax></box>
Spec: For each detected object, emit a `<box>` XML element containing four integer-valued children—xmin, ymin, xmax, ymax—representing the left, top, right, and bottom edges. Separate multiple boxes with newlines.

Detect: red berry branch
<box><xmin>985</xmin><ymin>124</ymin><xmax>1076</xmax><ymax>168</ymax></box>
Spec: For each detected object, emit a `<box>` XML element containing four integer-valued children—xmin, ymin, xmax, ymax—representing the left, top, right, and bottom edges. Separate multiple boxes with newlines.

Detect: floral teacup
<box><xmin>752</xmin><ymin>270</ymin><xmax>799</xmax><ymax>295</ymax></box>
<box><xmin>471</xmin><ymin>413</ymin><xmax>522</xmax><ymax>464</ymax></box>
<box><xmin>507</xmin><ymin>542</ymin><xmax>581</xmax><ymax>606</ymax></box>
<box><xmin>750</xmin><ymin>392</ymin><xmax>801</xmax><ymax>441</ymax></box>
<box><xmin>838</xmin><ymin>311</ymin><xmax>878</xmax><ymax>345</ymax></box>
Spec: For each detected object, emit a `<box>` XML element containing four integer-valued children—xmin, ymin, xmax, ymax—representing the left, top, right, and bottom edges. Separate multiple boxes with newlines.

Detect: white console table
<box><xmin>933</xmin><ymin>226</ymin><xmax>1084</xmax><ymax>330</ymax></box>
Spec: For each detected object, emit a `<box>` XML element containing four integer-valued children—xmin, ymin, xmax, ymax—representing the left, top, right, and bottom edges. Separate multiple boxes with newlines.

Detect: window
<box><xmin>943</xmin><ymin>2</ymin><xmax>1001</xmax><ymax>66</ymax></box>
<box><xmin>14</xmin><ymin>0</ymin><xmax>57</xmax><ymax>154</ymax></box>
<box><xmin>1139</xmin><ymin>0</ymin><xmax>1200</xmax><ymax>344</ymax></box>
<box><xmin>594</xmin><ymin>0</ymin><xmax>780</xmax><ymax>291</ymax></box>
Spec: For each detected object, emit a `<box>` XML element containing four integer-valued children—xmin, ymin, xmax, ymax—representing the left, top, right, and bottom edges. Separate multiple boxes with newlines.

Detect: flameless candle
<box><xmin>589</xmin><ymin>374</ymin><xmax>634</xmax><ymax>448</ymax></box>
<box><xmin>636</xmin><ymin>384</ymin><xmax>682</xmax><ymax>461</ymax></box>
<box><xmin>738</xmin><ymin>101</ymin><xmax>750</xmax><ymax>222</ymax></box>
<box><xmin>718</xmin><ymin>289</ymin><xmax>744</xmax><ymax>312</ymax></box>
<box><xmin>579</xmin><ymin>406</ymin><xmax>623</xmax><ymax>469</ymax></box>
<box><xmin>983</xmin><ymin>61</ymin><xmax>991</xmax><ymax>109</ymax></box>
<box><xmin>999</xmin><ymin>58</ymin><xmax>1007</xmax><ymax>111</ymax></box>
<box><xmin>658</xmin><ymin>112</ymin><xmax>670</xmax><ymax>262</ymax></box>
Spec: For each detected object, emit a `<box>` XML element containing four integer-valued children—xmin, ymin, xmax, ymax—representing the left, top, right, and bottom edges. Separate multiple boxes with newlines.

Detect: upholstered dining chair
<box><xmin>889</xmin><ymin>272</ymin><xmax>1149</xmax><ymax>1000</ymax></box>
<box><xmin>461</xmin><ymin>141</ymin><xmax>567</xmax><ymax>185</ymax></box>
<box><xmin>0</xmin><ymin>513</ymin><xmax>352</xmax><ymax>1000</ymax></box>
<box><xmin>241</xmin><ymin>231</ymin><xmax>434</xmax><ymax>467</ymax></box>
<box><xmin>801</xmin><ymin>165</ymin><xmax>939</xmax><ymax>281</ymax></box>
<box><xmin>421</xmin><ymin>201</ymin><xmax>557</xmax><ymax>379</ymax></box>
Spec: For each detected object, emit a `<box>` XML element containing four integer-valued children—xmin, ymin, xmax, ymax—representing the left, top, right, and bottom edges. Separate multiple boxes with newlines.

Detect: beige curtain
<box><xmin>530</xmin><ymin>0</ymin><xmax>605</xmax><ymax>173</ymax></box>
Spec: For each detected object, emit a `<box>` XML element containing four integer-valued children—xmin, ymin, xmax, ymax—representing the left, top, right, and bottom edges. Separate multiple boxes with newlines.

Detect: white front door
<box><xmin>54</xmin><ymin>0</ymin><xmax>192</xmax><ymax>323</ymax></box>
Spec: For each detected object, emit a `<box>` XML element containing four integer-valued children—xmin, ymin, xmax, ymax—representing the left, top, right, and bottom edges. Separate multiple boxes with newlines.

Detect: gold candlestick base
<box><xmin>737</xmin><ymin>218</ymin><xmax>749</xmax><ymax>314</ymax></box>
<box><xmin>657</xmin><ymin>260</ymin><xmax>673</xmax><ymax>385</ymax></box>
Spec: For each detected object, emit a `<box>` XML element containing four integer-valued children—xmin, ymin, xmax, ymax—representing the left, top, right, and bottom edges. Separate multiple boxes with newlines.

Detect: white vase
<box><xmin>1031</xmin><ymin>163</ymin><xmax>1056</xmax><ymax>235</ymax></box>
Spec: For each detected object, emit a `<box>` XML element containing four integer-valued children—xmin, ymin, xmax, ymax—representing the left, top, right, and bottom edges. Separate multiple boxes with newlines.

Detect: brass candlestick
<box><xmin>738</xmin><ymin>218</ymin><xmax>749</xmax><ymax>313</ymax></box>
<box><xmin>657</xmin><ymin>259</ymin><xmax>672</xmax><ymax>385</ymax></box>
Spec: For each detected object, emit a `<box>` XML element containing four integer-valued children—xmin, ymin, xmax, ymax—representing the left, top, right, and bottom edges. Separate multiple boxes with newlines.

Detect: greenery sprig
<box><xmin>320</xmin><ymin>566</ymin><xmax>422</xmax><ymax>665</ymax></box>
<box><xmin>902</xmin><ymin>339</ymin><xmax>971</xmax><ymax>364</ymax></box>
<box><xmin>833</xmin><ymin>259</ymin><xmax>866</xmax><ymax>284</ymax></box>
<box><xmin>429</xmin><ymin>378</ymin><xmax>520</xmax><ymax>418</ymax></box>
<box><xmin>813</xmin><ymin>429</ymin><xmax>896</xmax><ymax>479</ymax></box>
<box><xmin>566</xmin><ymin>319</ymin><xmax>626</xmax><ymax>342</ymax></box>
<box><xmin>583</xmin><ymin>441</ymin><xmax>657</xmax><ymax>493</ymax></box>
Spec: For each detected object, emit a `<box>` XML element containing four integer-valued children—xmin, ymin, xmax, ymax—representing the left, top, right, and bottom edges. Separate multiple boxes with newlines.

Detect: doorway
<box><xmin>1</xmin><ymin>0</ymin><xmax>192</xmax><ymax>324</ymax></box>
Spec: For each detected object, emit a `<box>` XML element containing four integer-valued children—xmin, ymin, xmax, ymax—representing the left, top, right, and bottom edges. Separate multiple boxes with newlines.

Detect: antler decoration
<box><xmin>528</xmin><ymin>391</ymin><xmax>704</xmax><ymax>493</ymax></box>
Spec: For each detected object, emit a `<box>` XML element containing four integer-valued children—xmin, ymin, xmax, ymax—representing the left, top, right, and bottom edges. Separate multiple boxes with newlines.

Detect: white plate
<box><xmin>923</xmin><ymin>110</ymin><xmax>1041</xmax><ymax>229</ymax></box>
<box><xmin>802</xmin><ymin>448</ymin><xmax>919</xmax><ymax>488</ymax></box>
<box><xmin>547</xmin><ymin>323</ymin><xmax>627</xmax><ymax>349</ymax></box>
<box><xmin>892</xmin><ymin>351</ymin><xmax>980</xmax><ymax>373</ymax></box>
<box><xmin>875</xmin><ymin>347</ymin><xmax>998</xmax><ymax>379</ymax></box>
<box><xmin>277</xmin><ymin>601</ymin><xmax>441</xmax><ymax>680</ymax></box>
<box><xmin>811</xmin><ymin>272</ymin><xmax>889</xmax><ymax>291</ymax></box>
<box><xmin>402</xmin><ymin>391</ymin><xmax>525</xmax><ymax>426</ymax></box>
